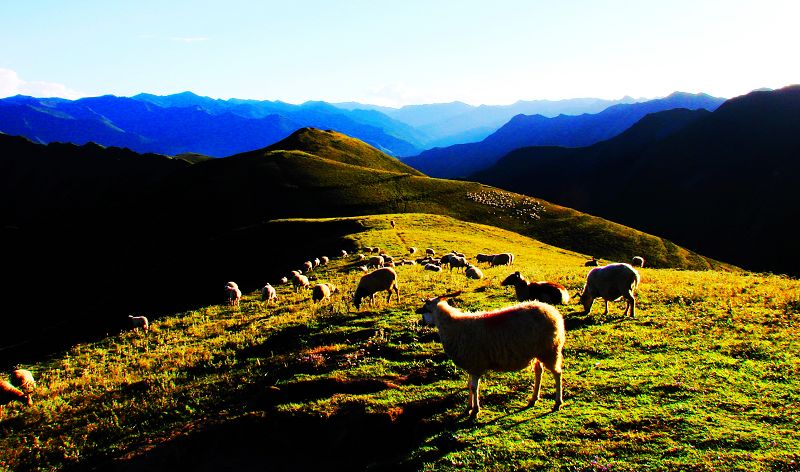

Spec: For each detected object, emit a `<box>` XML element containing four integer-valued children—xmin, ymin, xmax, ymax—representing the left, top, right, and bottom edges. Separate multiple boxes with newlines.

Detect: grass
<box><xmin>1</xmin><ymin>214</ymin><xmax>798</xmax><ymax>471</ymax></box>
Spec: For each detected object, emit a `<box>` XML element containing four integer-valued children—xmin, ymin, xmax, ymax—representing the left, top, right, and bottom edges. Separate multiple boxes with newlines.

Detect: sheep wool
<box><xmin>579</xmin><ymin>263</ymin><xmax>641</xmax><ymax>317</ymax></box>
<box><xmin>417</xmin><ymin>295</ymin><xmax>565</xmax><ymax>416</ymax></box>
<box><xmin>353</xmin><ymin>267</ymin><xmax>399</xmax><ymax>309</ymax></box>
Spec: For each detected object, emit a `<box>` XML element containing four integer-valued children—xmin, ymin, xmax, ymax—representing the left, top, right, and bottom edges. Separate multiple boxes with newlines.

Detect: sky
<box><xmin>1</xmin><ymin>0</ymin><xmax>798</xmax><ymax>107</ymax></box>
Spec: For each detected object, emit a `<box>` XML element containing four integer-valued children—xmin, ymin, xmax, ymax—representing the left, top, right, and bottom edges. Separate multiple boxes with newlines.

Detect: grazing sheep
<box><xmin>372</xmin><ymin>247</ymin><xmax>381</xmax><ymax>254</ymax></box>
<box><xmin>303</xmin><ymin>261</ymin><xmax>314</xmax><ymax>273</ymax></box>
<box><xmin>225</xmin><ymin>282</ymin><xmax>242</xmax><ymax>307</ymax></box>
<box><xmin>358</xmin><ymin>254</ymin><xmax>367</xmax><ymax>261</ymax></box>
<box><xmin>261</xmin><ymin>283</ymin><xmax>277</xmax><ymax>304</ymax></box>
<box><xmin>426</xmin><ymin>248</ymin><xmax>435</xmax><ymax>256</ymax></box>
<box><xmin>584</xmin><ymin>257</ymin><xmax>599</xmax><ymax>267</ymax></box>
<box><xmin>417</xmin><ymin>292</ymin><xmax>565</xmax><ymax>416</ymax></box>
<box><xmin>632</xmin><ymin>256</ymin><xmax>645</xmax><ymax>268</ymax></box>
<box><xmin>1</xmin><ymin>380</ymin><xmax>33</xmax><ymax>413</ymax></box>
<box><xmin>10</xmin><ymin>369</ymin><xmax>36</xmax><ymax>393</ymax></box>
<box><xmin>385</xmin><ymin>260</ymin><xmax>396</xmax><ymax>267</ymax></box>
<box><xmin>440</xmin><ymin>253</ymin><xmax>456</xmax><ymax>266</ymax></box>
<box><xmin>408</xmin><ymin>247</ymin><xmax>417</xmax><ymax>255</ymax></box>
<box><xmin>280</xmin><ymin>276</ymin><xmax>289</xmax><ymax>285</ymax></box>
<box><xmin>128</xmin><ymin>315</ymin><xmax>150</xmax><ymax>332</ymax></box>
<box><xmin>340</xmin><ymin>250</ymin><xmax>348</xmax><ymax>258</ymax></box>
<box><xmin>353</xmin><ymin>267</ymin><xmax>399</xmax><ymax>309</ymax></box>
<box><xmin>476</xmin><ymin>253</ymin><xmax>494</xmax><ymax>264</ymax></box>
<box><xmin>465</xmin><ymin>265</ymin><xmax>484</xmax><ymax>280</ymax></box>
<box><xmin>390</xmin><ymin>220</ymin><xmax>396</xmax><ymax>228</ymax></box>
<box><xmin>320</xmin><ymin>256</ymin><xmax>330</xmax><ymax>265</ymax></box>
<box><xmin>313</xmin><ymin>258</ymin><xmax>321</xmax><ymax>268</ymax></box>
<box><xmin>312</xmin><ymin>283</ymin><xmax>337</xmax><ymax>303</ymax></box>
<box><xmin>448</xmin><ymin>256</ymin><xmax>469</xmax><ymax>271</ymax></box>
<box><xmin>356</xmin><ymin>265</ymin><xmax>369</xmax><ymax>273</ymax></box>
<box><xmin>368</xmin><ymin>255</ymin><xmax>385</xmax><ymax>268</ymax></box>
<box><xmin>490</xmin><ymin>253</ymin><xmax>515</xmax><ymax>267</ymax></box>
<box><xmin>365</xmin><ymin>246</ymin><xmax>374</xmax><ymax>253</ymax></box>
<box><xmin>290</xmin><ymin>270</ymin><xmax>301</xmax><ymax>277</ymax></box>
<box><xmin>501</xmin><ymin>272</ymin><xmax>569</xmax><ymax>305</ymax></box>
<box><xmin>292</xmin><ymin>273</ymin><xmax>310</xmax><ymax>292</ymax></box>
<box><xmin>424</xmin><ymin>263</ymin><xmax>442</xmax><ymax>272</ymax></box>
<box><xmin>578</xmin><ymin>263</ymin><xmax>641</xmax><ymax>317</ymax></box>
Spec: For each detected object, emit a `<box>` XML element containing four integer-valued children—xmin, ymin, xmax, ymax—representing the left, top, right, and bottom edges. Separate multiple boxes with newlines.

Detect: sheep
<box><xmin>340</xmin><ymin>250</ymin><xmax>348</xmax><ymax>258</ymax></box>
<box><xmin>424</xmin><ymin>263</ymin><xmax>442</xmax><ymax>272</ymax></box>
<box><xmin>279</xmin><ymin>276</ymin><xmax>289</xmax><ymax>285</ymax></box>
<box><xmin>584</xmin><ymin>257</ymin><xmax>599</xmax><ymax>267</ymax></box>
<box><xmin>416</xmin><ymin>292</ymin><xmax>565</xmax><ymax>416</ymax></box>
<box><xmin>501</xmin><ymin>272</ymin><xmax>570</xmax><ymax>305</ymax></box>
<box><xmin>372</xmin><ymin>247</ymin><xmax>381</xmax><ymax>254</ymax></box>
<box><xmin>356</xmin><ymin>265</ymin><xmax>369</xmax><ymax>273</ymax></box>
<box><xmin>320</xmin><ymin>256</ymin><xmax>329</xmax><ymax>266</ymax></box>
<box><xmin>303</xmin><ymin>261</ymin><xmax>314</xmax><ymax>273</ymax></box>
<box><xmin>261</xmin><ymin>283</ymin><xmax>277</xmax><ymax>304</ymax></box>
<box><xmin>312</xmin><ymin>283</ymin><xmax>337</xmax><ymax>303</ymax></box>
<box><xmin>313</xmin><ymin>258</ymin><xmax>321</xmax><ymax>268</ymax></box>
<box><xmin>368</xmin><ymin>255</ymin><xmax>384</xmax><ymax>268</ymax></box>
<box><xmin>353</xmin><ymin>267</ymin><xmax>399</xmax><ymax>309</ymax></box>
<box><xmin>390</xmin><ymin>220</ymin><xmax>396</xmax><ymax>228</ymax></box>
<box><xmin>290</xmin><ymin>270</ymin><xmax>301</xmax><ymax>277</ymax></box>
<box><xmin>385</xmin><ymin>260</ymin><xmax>396</xmax><ymax>267</ymax></box>
<box><xmin>225</xmin><ymin>282</ymin><xmax>242</xmax><ymax>307</ymax></box>
<box><xmin>128</xmin><ymin>315</ymin><xmax>150</xmax><ymax>332</ymax></box>
<box><xmin>465</xmin><ymin>265</ymin><xmax>484</xmax><ymax>280</ymax></box>
<box><xmin>425</xmin><ymin>248</ymin><xmax>435</xmax><ymax>256</ymax></box>
<box><xmin>408</xmin><ymin>247</ymin><xmax>417</xmax><ymax>255</ymax></box>
<box><xmin>10</xmin><ymin>369</ymin><xmax>36</xmax><ymax>393</ymax></box>
<box><xmin>490</xmin><ymin>253</ymin><xmax>514</xmax><ymax>267</ymax></box>
<box><xmin>448</xmin><ymin>256</ymin><xmax>469</xmax><ymax>271</ymax></box>
<box><xmin>292</xmin><ymin>273</ymin><xmax>310</xmax><ymax>292</ymax></box>
<box><xmin>632</xmin><ymin>256</ymin><xmax>645</xmax><ymax>268</ymax></box>
<box><xmin>1</xmin><ymin>380</ymin><xmax>33</xmax><ymax>413</ymax></box>
<box><xmin>476</xmin><ymin>253</ymin><xmax>494</xmax><ymax>264</ymax></box>
<box><xmin>440</xmin><ymin>253</ymin><xmax>456</xmax><ymax>266</ymax></box>
<box><xmin>358</xmin><ymin>254</ymin><xmax>367</xmax><ymax>261</ymax></box>
<box><xmin>365</xmin><ymin>246</ymin><xmax>374</xmax><ymax>253</ymax></box>
<box><xmin>578</xmin><ymin>263</ymin><xmax>641</xmax><ymax>317</ymax></box>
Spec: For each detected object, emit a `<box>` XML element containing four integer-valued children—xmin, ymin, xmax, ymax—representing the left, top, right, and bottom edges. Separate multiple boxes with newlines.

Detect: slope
<box><xmin>0</xmin><ymin>214</ymin><xmax>796</xmax><ymax>471</ymax></box>
<box><xmin>0</xmin><ymin>128</ymin><xmax>729</xmax><ymax>365</ymax></box>
<box><xmin>473</xmin><ymin>85</ymin><xmax>800</xmax><ymax>275</ymax></box>
<box><xmin>403</xmin><ymin>92</ymin><xmax>725</xmax><ymax>178</ymax></box>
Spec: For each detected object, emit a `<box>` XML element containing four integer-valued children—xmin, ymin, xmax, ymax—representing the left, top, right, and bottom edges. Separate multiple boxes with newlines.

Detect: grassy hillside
<box><xmin>2</xmin><ymin>214</ymin><xmax>797</xmax><ymax>471</ymax></box>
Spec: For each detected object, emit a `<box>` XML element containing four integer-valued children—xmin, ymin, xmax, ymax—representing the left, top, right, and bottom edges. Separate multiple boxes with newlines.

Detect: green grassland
<box><xmin>2</xmin><ymin>214</ymin><xmax>798</xmax><ymax>471</ymax></box>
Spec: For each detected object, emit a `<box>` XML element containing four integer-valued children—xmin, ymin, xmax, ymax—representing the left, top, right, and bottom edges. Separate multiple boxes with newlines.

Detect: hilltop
<box><xmin>0</xmin><ymin>214</ymin><xmax>796</xmax><ymax>471</ymax></box>
<box><xmin>473</xmin><ymin>86</ymin><xmax>800</xmax><ymax>275</ymax></box>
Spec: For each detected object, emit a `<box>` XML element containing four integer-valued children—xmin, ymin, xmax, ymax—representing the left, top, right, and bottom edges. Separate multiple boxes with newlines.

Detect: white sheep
<box><xmin>261</xmin><ymin>283</ymin><xmax>277</xmax><ymax>304</ymax></box>
<box><xmin>313</xmin><ymin>258</ymin><xmax>321</xmax><ymax>268</ymax></box>
<box><xmin>417</xmin><ymin>292</ymin><xmax>565</xmax><ymax>416</ymax></box>
<box><xmin>128</xmin><ymin>315</ymin><xmax>150</xmax><ymax>332</ymax></box>
<box><xmin>292</xmin><ymin>273</ymin><xmax>310</xmax><ymax>292</ymax></box>
<box><xmin>408</xmin><ymin>247</ymin><xmax>417</xmax><ymax>255</ymax></box>
<box><xmin>372</xmin><ymin>247</ymin><xmax>381</xmax><ymax>254</ymax></box>
<box><xmin>465</xmin><ymin>265</ymin><xmax>484</xmax><ymax>280</ymax></box>
<box><xmin>632</xmin><ymin>256</ymin><xmax>645</xmax><ymax>268</ymax></box>
<box><xmin>501</xmin><ymin>272</ymin><xmax>570</xmax><ymax>305</ymax></box>
<box><xmin>578</xmin><ymin>263</ymin><xmax>641</xmax><ymax>317</ymax></box>
<box><xmin>425</xmin><ymin>248</ymin><xmax>435</xmax><ymax>256</ymax></box>
<box><xmin>476</xmin><ymin>253</ymin><xmax>494</xmax><ymax>264</ymax></box>
<box><xmin>1</xmin><ymin>380</ymin><xmax>32</xmax><ymax>414</ymax></box>
<box><xmin>320</xmin><ymin>256</ymin><xmax>330</xmax><ymax>265</ymax></box>
<box><xmin>353</xmin><ymin>267</ymin><xmax>399</xmax><ymax>309</ymax></box>
<box><xmin>490</xmin><ymin>253</ymin><xmax>514</xmax><ymax>267</ymax></box>
<box><xmin>340</xmin><ymin>250</ymin><xmax>348</xmax><ymax>258</ymax></box>
<box><xmin>368</xmin><ymin>255</ymin><xmax>385</xmax><ymax>268</ymax></box>
<box><xmin>424</xmin><ymin>263</ymin><xmax>442</xmax><ymax>272</ymax></box>
<box><xmin>365</xmin><ymin>246</ymin><xmax>374</xmax><ymax>253</ymax></box>
<box><xmin>279</xmin><ymin>276</ymin><xmax>289</xmax><ymax>285</ymax></box>
<box><xmin>356</xmin><ymin>265</ymin><xmax>369</xmax><ymax>273</ymax></box>
<box><xmin>312</xmin><ymin>283</ymin><xmax>337</xmax><ymax>303</ymax></box>
<box><xmin>225</xmin><ymin>282</ymin><xmax>242</xmax><ymax>307</ymax></box>
<box><xmin>448</xmin><ymin>255</ymin><xmax>469</xmax><ymax>271</ymax></box>
<box><xmin>10</xmin><ymin>369</ymin><xmax>36</xmax><ymax>393</ymax></box>
<box><xmin>584</xmin><ymin>257</ymin><xmax>599</xmax><ymax>267</ymax></box>
<box><xmin>303</xmin><ymin>261</ymin><xmax>313</xmax><ymax>273</ymax></box>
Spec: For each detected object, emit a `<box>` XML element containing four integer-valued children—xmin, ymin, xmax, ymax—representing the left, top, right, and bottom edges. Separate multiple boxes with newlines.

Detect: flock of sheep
<box><xmin>3</xmin><ymin>224</ymin><xmax>645</xmax><ymax>420</ymax></box>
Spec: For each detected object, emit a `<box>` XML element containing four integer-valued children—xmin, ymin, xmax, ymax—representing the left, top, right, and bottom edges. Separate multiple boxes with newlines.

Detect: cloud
<box><xmin>361</xmin><ymin>83</ymin><xmax>441</xmax><ymax>108</ymax></box>
<box><xmin>0</xmin><ymin>68</ymin><xmax>84</xmax><ymax>99</ymax></box>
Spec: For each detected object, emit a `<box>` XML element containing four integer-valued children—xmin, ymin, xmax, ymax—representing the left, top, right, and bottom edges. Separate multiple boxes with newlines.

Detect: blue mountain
<box><xmin>401</xmin><ymin>92</ymin><xmax>726</xmax><ymax>178</ymax></box>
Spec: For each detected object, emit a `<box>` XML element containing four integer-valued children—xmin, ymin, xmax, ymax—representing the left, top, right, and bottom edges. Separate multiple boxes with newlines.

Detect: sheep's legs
<box><xmin>624</xmin><ymin>293</ymin><xmax>636</xmax><ymax>317</ymax></box>
<box><xmin>602</xmin><ymin>299</ymin><xmax>609</xmax><ymax>316</ymax></box>
<box><xmin>467</xmin><ymin>374</ymin><xmax>481</xmax><ymax>417</ymax></box>
<box><xmin>529</xmin><ymin>360</ymin><xmax>544</xmax><ymax>406</ymax></box>
<box><xmin>551</xmin><ymin>370</ymin><xmax>563</xmax><ymax>410</ymax></box>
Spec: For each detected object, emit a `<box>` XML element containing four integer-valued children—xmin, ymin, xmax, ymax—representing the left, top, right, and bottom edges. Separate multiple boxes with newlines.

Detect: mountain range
<box><xmin>402</xmin><ymin>92</ymin><xmax>726</xmax><ymax>178</ymax></box>
<box><xmin>473</xmin><ymin>85</ymin><xmax>800</xmax><ymax>275</ymax></box>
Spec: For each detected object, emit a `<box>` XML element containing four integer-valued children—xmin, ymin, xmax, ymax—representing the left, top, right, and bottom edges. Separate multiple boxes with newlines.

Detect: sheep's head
<box><xmin>500</xmin><ymin>272</ymin><xmax>524</xmax><ymax>286</ymax></box>
<box><xmin>416</xmin><ymin>291</ymin><xmax>462</xmax><ymax>324</ymax></box>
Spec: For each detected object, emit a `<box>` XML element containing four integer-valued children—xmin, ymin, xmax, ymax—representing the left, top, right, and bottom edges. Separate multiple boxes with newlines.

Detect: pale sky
<box><xmin>1</xmin><ymin>0</ymin><xmax>798</xmax><ymax>107</ymax></box>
